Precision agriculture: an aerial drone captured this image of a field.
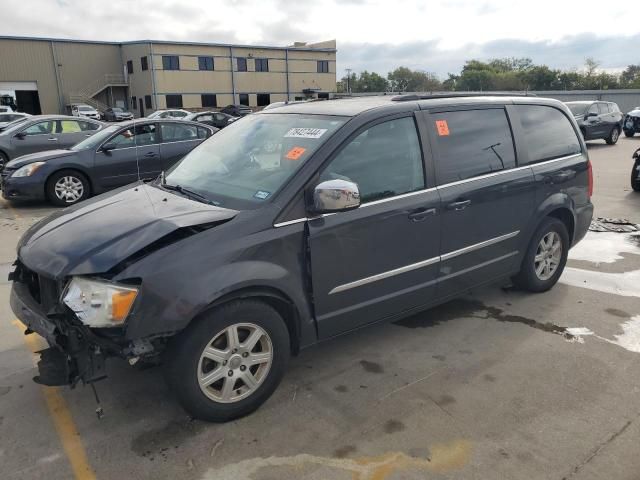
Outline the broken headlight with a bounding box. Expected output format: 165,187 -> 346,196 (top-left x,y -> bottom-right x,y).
62,277 -> 138,327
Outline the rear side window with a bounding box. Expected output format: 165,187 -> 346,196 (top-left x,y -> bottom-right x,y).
160,123 -> 198,142
59,120 -> 82,133
320,116 -> 424,203
197,127 -> 210,139
598,103 -> 610,114
78,121 -> 100,131
610,103 -> 620,113
432,109 -> 516,185
515,105 -> 581,164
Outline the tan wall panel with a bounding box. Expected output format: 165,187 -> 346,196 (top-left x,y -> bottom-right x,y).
155,71 -> 233,93
289,73 -> 336,93
234,72 -> 287,93
231,48 -> 286,60
152,44 -> 231,57
121,43 -> 154,114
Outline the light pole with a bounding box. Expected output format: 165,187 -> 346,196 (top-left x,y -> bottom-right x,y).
345,68 -> 352,95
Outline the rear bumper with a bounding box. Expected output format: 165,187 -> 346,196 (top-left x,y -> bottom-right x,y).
573,202 -> 594,246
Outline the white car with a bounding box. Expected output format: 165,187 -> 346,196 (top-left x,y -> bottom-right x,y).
0,112 -> 31,129
147,109 -> 191,119
71,104 -> 101,120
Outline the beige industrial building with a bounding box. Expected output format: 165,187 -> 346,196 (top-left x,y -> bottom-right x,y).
0,36 -> 337,116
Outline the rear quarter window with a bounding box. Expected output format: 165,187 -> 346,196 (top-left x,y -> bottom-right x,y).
514,105 -> 582,164
432,108 -> 516,185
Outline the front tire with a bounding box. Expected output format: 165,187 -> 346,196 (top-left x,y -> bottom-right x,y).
164,300 -> 290,422
46,170 -> 90,206
0,151 -> 8,172
632,161 -> 640,192
512,217 -> 569,292
624,130 -> 635,138
605,127 -> 620,145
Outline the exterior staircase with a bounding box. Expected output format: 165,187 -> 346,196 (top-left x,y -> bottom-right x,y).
68,73 -> 128,112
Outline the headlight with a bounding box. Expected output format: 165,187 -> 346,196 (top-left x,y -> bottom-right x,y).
12,162 -> 45,177
62,277 -> 138,327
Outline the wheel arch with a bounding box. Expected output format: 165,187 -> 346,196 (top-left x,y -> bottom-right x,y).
45,166 -> 94,198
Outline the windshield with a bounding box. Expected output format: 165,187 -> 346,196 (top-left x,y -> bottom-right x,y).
566,103 -> 589,116
71,125 -> 119,150
163,113 -> 346,209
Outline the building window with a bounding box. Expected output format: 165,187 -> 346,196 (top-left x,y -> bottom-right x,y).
141,56 -> 148,71
317,60 -> 329,73
236,57 -> 247,72
162,55 -> 180,70
201,94 -> 217,108
165,94 -> 183,108
239,94 -> 249,106
198,56 -> 214,71
131,96 -> 137,109
255,58 -> 269,72
126,60 -> 134,74
145,95 -> 152,109
257,94 -> 271,107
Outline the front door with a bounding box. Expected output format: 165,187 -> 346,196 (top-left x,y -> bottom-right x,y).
11,119 -> 58,155
158,122 -> 202,171
57,119 -> 88,148
425,107 -> 536,298
308,115 -> 441,339
584,104 -> 604,139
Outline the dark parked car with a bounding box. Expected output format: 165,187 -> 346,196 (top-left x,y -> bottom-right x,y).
623,106 -> 640,138
632,147 -> 640,191
0,112 -> 31,129
0,115 -> 103,170
103,107 -> 134,122
183,111 -> 237,129
1,119 -> 216,206
9,95 -> 592,422
220,104 -> 252,117
565,101 -> 623,144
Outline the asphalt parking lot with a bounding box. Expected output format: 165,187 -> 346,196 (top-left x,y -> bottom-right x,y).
1,136 -> 639,480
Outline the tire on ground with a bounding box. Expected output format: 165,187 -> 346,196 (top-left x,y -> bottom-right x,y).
46,169 -> 90,206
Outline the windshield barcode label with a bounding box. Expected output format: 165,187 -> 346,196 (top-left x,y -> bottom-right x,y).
284,128 -> 328,139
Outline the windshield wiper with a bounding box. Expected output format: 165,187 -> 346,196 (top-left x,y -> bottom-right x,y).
159,181 -> 219,206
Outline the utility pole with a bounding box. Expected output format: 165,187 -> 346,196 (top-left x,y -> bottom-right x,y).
345,68 -> 352,95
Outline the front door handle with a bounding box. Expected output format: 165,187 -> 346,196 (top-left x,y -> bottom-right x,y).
408,207 -> 436,222
47,138 -> 58,141
144,152 -> 156,158
446,200 -> 471,211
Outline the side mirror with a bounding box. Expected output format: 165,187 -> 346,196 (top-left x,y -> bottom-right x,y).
14,131 -> 26,139
312,179 -> 360,214
101,142 -> 116,152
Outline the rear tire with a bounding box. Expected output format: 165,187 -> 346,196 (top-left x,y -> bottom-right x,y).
632,161 -> 640,192
512,217 -> 569,292
46,170 -> 90,206
605,127 -> 620,145
0,151 -> 7,172
624,130 -> 635,138
164,300 -> 290,422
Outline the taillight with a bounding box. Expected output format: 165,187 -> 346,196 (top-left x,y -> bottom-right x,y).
587,160 -> 593,198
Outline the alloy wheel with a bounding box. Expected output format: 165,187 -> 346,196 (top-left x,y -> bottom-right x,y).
54,176 -> 84,203
534,231 -> 562,281
197,323 -> 273,404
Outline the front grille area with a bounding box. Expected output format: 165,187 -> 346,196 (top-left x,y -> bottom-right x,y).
14,261 -> 60,310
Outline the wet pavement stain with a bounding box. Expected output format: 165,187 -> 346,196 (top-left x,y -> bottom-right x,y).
0,386 -> 10,396
131,418 -> 204,458
458,349 -> 473,355
434,395 -> 456,407
432,354 -> 446,361
360,360 -> 384,374
334,445 -> 357,458
483,374 -> 497,382
334,385 -> 348,393
383,419 -> 405,434
605,308 -> 631,318
395,298 -> 576,340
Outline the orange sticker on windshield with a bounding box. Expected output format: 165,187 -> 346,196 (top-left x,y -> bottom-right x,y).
285,146 -> 306,160
435,120 -> 450,136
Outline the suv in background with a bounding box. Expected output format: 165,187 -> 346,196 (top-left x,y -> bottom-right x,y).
10,95 -> 593,422
565,101 -> 623,144
70,103 -> 101,120
623,106 -> 640,138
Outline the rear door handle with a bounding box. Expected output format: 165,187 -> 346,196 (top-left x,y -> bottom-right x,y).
446,200 -> 471,211
408,207 -> 436,222
47,138 -> 58,141
144,152 -> 156,158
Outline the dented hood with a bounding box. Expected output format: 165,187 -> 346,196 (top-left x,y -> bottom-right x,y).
18,183 -> 237,278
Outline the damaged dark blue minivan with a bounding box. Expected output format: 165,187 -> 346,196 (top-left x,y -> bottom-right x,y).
10,95 -> 593,422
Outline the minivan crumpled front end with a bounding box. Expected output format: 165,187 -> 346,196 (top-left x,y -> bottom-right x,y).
9,183 -> 237,387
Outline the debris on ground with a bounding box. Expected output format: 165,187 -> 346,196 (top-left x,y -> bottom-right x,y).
589,218 -> 640,233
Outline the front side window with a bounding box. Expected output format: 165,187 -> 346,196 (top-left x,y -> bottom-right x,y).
255,58 -> 269,72
166,95 -> 183,108
515,105 -> 582,164
320,117 -> 424,203
110,124 -> 158,149
236,57 -> 247,72
588,104 -> 599,115
162,55 -> 180,70
22,120 -> 55,136
432,109 -> 516,185
164,113 -> 346,209
598,103 -> 610,114
198,56 -> 214,71
160,123 -> 198,142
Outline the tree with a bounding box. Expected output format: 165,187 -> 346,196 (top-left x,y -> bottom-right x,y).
387,67 -> 442,92
621,65 -> 640,88
357,71 -> 389,92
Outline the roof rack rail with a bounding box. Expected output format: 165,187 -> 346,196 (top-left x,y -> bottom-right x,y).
391,92 -> 537,102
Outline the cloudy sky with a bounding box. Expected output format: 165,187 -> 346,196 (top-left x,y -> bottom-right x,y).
3,0 -> 639,78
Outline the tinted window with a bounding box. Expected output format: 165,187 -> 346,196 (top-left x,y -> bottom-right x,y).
320,117 -> 424,203
198,56 -> 214,71
110,124 -> 158,148
166,95 -> 183,108
197,127 -> 210,139
515,105 -> 581,164
171,110 -> 188,118
78,120 -> 100,131
23,120 -> 55,135
432,109 -> 515,184
162,55 -> 180,70
255,58 -> 269,72
237,57 -> 247,72
201,94 -> 217,108
197,114 -> 213,122
160,123 -> 198,142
